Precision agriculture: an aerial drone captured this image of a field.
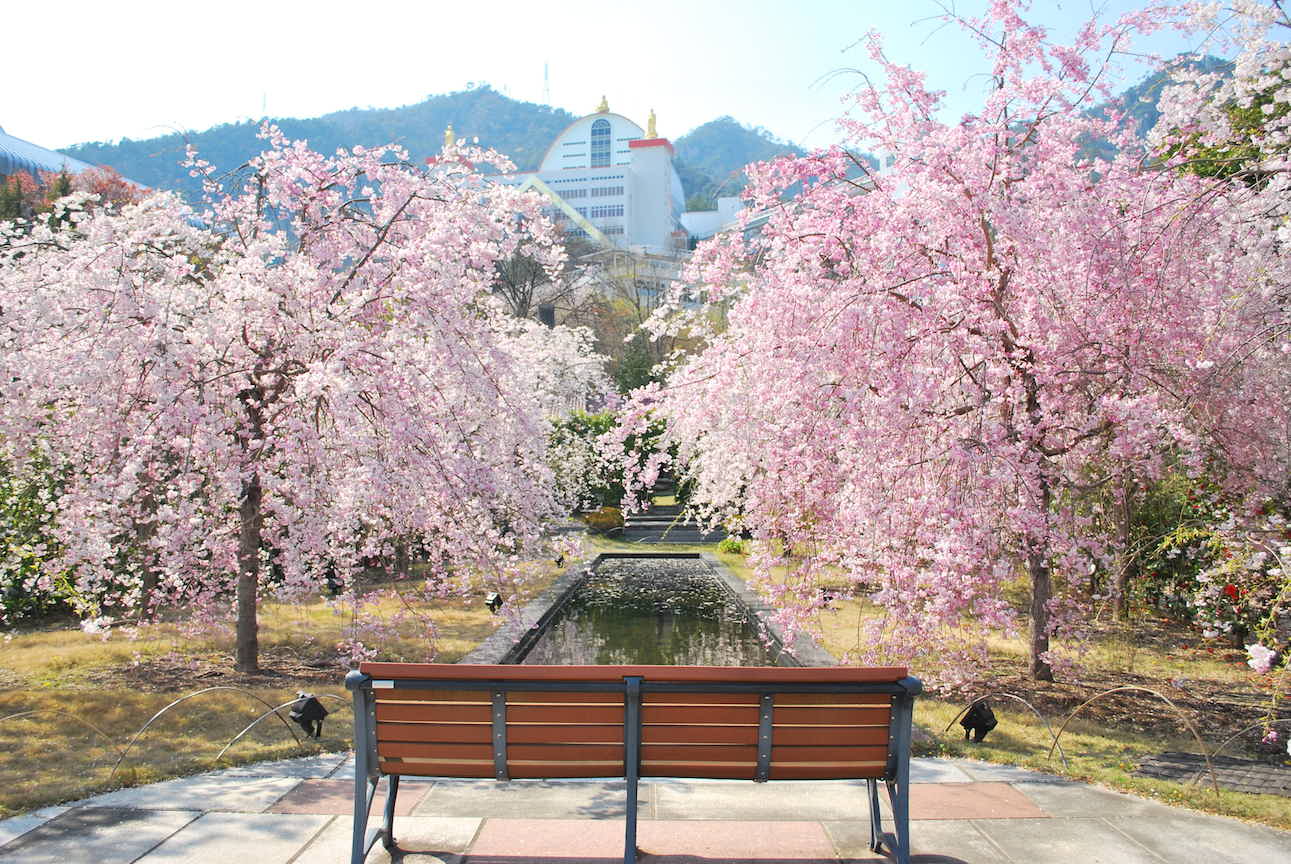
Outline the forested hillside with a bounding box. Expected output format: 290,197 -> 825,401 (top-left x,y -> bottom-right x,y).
60,87 -> 799,204
62,87 -> 579,202
59,60 -> 1211,206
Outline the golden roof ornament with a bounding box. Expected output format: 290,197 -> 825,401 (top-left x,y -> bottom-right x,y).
595,95 -> 609,113
647,109 -> 657,138
443,124 -> 456,148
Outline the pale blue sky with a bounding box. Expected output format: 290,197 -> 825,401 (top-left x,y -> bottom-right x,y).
8,1 -> 1225,152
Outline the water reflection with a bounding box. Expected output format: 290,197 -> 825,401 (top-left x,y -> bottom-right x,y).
521,557 -> 786,666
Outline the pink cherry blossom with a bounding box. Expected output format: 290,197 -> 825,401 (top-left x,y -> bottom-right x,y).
616,1 -> 1289,683
0,126 -> 598,670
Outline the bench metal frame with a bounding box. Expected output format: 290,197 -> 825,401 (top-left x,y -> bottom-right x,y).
346,669 -> 922,864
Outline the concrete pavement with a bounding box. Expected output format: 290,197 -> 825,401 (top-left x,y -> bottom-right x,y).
1,754 -> 1288,863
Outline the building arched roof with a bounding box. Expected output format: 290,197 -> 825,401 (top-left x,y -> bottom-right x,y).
0,126 -> 96,178
538,112 -> 645,172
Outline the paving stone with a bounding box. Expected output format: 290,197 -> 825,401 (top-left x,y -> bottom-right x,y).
217,751 -> 348,779
299,815 -> 480,862
465,817 -> 622,862
328,754 -> 358,779
1135,751 -> 1291,796
1011,780 -> 1172,818
637,818 -> 837,860
83,773 -> 302,812
908,782 -> 1048,820
652,780 -> 868,821
975,816 -> 1166,863
0,806 -> 69,849
826,818 -> 1006,863
137,811 -> 329,862
416,779 -> 651,819
467,818 -> 837,862
909,758 -> 975,783
0,807 -> 198,863
269,777 -> 431,815
943,758 -> 1069,785
1106,807 -> 1291,862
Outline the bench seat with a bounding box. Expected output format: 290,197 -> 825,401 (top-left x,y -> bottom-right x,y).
346,663 -> 921,863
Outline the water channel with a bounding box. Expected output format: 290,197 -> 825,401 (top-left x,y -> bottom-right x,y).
519,556 -> 790,666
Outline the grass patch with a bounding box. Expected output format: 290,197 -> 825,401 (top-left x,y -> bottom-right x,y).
0,559 -> 564,817
670,539 -> 1291,831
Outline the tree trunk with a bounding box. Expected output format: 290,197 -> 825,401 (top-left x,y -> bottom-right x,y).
236,471 -> 263,673
1027,544 -> 1055,681
394,541 -> 410,579
134,491 -> 159,620
1111,478 -> 1134,621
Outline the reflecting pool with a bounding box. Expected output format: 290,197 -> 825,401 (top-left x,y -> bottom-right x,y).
520,556 -> 788,666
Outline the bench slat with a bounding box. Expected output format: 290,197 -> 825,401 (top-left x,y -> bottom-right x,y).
770,763 -> 887,780
508,744 -> 625,762
360,662 -> 909,684
509,692 -> 625,704
379,759 -> 493,777
642,692 -> 758,706
642,744 -> 757,763
773,693 -> 891,706
640,762 -> 755,779
642,705 -> 759,725
377,722 -> 492,744
374,689 -> 492,704
507,724 -> 625,744
380,742 -> 494,760
774,726 -> 889,747
376,703 -> 491,724
772,745 -> 888,763
773,706 -> 890,725
642,725 -> 757,745
509,763 -> 624,778
506,704 -> 625,724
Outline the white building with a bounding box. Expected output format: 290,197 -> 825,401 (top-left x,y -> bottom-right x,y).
486,99 -> 723,256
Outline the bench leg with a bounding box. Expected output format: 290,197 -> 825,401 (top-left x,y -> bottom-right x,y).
885,777 -> 911,864
351,776 -> 378,864
382,774 -> 400,849
867,778 -> 883,852
623,676 -> 643,864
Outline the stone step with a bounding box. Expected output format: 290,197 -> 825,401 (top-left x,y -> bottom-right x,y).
627,534 -> 725,544
620,527 -> 726,542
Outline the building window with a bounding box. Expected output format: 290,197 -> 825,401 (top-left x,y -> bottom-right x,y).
603,224 -> 624,235
561,188 -> 587,199
590,186 -> 624,197
590,119 -> 611,168
589,204 -> 624,218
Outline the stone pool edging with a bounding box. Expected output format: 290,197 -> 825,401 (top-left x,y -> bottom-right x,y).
460,552 -> 836,667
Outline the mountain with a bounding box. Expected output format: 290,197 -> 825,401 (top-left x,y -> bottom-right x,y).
60,58 -> 1209,209
59,87 -> 800,205
1082,55 -> 1231,161
673,117 -> 801,205
61,87 -> 579,203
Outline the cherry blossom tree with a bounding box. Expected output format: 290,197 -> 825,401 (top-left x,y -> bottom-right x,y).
621,0 -> 1289,682
1154,0 -> 1291,700
0,128 -> 577,671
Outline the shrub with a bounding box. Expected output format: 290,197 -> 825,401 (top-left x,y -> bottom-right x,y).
582,507 -> 624,535
717,536 -> 746,555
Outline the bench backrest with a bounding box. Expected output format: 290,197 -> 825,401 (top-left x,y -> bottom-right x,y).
352,663 -> 921,783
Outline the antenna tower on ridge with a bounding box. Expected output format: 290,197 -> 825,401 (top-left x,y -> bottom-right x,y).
543,62 -> 550,105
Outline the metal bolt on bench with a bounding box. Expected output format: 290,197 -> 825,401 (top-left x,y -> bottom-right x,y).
346,663 -> 922,864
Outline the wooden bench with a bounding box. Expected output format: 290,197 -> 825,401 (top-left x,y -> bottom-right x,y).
345,663 -> 922,864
